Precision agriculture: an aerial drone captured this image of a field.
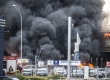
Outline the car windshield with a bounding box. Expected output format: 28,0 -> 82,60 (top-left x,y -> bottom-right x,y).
54,67 -> 65,71
73,70 -> 82,73
37,70 -> 47,72
99,68 -> 105,71
23,65 -> 35,69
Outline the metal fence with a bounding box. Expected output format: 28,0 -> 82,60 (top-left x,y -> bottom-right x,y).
47,65 -> 110,79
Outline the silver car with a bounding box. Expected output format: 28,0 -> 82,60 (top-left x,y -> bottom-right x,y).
36,68 -> 48,76
22,65 -> 36,76
72,69 -> 84,77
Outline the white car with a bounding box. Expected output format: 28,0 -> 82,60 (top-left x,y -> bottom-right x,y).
89,69 -> 103,78
53,67 -> 67,76
73,69 -> 84,77
36,68 -> 48,76
22,65 -> 36,76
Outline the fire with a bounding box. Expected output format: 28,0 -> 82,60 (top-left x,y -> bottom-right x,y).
104,33 -> 110,38
78,63 -> 84,68
78,62 -> 93,68
88,63 -> 93,68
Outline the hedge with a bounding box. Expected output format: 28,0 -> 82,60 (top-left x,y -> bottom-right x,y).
14,73 -> 66,80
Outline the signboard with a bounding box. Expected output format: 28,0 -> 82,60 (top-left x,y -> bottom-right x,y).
54,60 -> 59,65
17,59 -> 29,63
74,51 -> 79,61
47,60 -> 80,66
47,60 -> 53,65
59,60 -> 80,66
106,61 -> 110,67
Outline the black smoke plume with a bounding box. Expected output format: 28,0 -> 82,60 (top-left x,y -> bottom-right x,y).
0,0 -> 104,62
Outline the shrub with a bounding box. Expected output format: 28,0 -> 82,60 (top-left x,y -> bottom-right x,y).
48,73 -> 60,79
14,73 -> 28,80
26,76 -> 48,80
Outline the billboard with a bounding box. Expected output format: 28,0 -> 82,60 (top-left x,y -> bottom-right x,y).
17,59 -> 29,63
106,61 -> 110,67
47,60 -> 80,66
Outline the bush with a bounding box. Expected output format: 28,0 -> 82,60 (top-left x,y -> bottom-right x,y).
28,77 -> 47,80
26,76 -> 48,80
14,73 -> 28,80
48,73 -> 60,79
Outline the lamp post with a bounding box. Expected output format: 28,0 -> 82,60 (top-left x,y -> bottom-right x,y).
67,17 -> 72,80
12,5 -> 22,67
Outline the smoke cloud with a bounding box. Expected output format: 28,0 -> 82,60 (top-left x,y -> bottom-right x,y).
0,0 -> 104,62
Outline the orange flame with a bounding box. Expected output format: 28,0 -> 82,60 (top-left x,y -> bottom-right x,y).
104,33 -> 110,38
78,63 -> 84,68
78,62 -> 93,68
88,63 -> 93,68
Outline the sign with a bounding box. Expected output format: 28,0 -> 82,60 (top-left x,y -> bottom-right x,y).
17,59 -> 29,63
74,51 -> 79,61
59,60 -> 80,66
4,56 -> 17,60
47,60 -> 80,66
74,43 -> 80,52
47,60 -> 53,65
106,61 -> 110,67
54,60 -> 59,65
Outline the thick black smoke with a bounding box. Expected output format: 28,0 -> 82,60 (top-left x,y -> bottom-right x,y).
0,0 -> 104,62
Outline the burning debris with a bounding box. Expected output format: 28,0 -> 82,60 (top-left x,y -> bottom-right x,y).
0,0 -> 105,62
78,62 -> 93,68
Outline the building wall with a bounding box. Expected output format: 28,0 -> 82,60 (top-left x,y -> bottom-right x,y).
0,27 -> 4,76
0,15 -> 4,76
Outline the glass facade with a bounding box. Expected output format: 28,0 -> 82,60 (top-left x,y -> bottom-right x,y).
0,15 -> 4,76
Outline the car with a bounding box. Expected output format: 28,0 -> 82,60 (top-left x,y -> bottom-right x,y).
89,69 -> 103,78
53,67 -> 67,76
0,76 -> 19,80
22,65 -> 36,76
72,69 -> 84,77
36,68 -> 48,76
98,68 -> 106,77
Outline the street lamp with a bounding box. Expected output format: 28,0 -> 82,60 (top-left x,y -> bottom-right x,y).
12,5 -> 22,67
67,17 -> 72,80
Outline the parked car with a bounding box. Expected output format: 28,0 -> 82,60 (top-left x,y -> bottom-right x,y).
72,69 -> 84,77
98,68 -> 106,77
53,67 -> 67,76
22,65 -> 36,76
89,69 -> 103,78
0,76 -> 19,80
36,68 -> 48,76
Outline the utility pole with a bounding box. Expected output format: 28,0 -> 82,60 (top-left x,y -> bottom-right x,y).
67,17 -> 72,80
